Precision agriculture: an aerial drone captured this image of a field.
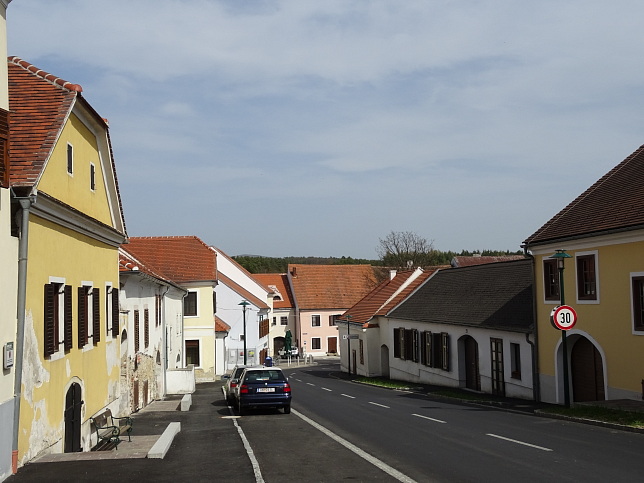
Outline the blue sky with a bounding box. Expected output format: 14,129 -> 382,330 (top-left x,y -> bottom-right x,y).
7,0 -> 644,258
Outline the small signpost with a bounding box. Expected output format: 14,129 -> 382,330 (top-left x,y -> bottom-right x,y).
342,334 -> 359,340
550,305 -> 578,331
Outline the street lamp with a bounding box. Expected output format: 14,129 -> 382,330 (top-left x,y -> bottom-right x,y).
239,300 -> 250,365
550,249 -> 572,408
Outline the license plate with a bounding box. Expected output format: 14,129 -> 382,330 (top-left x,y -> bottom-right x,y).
257,388 -> 275,393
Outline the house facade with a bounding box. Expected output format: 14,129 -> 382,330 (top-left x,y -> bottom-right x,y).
125,236 -> 218,382
0,2 -> 15,479
210,246 -> 271,373
118,248 -> 186,413
523,144 -> 644,404
364,260 -> 535,399
287,264 -> 382,358
8,57 -> 127,465
253,273 -> 296,359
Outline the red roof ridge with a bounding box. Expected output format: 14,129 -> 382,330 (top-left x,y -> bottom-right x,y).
8,56 -> 83,93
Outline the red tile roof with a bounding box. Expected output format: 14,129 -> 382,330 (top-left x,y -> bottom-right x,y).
451,255 -> 525,267
215,316 -> 231,333
288,264 -> 382,310
125,236 -> 217,284
524,144 -> 644,246
253,273 -> 295,309
343,269 -> 435,327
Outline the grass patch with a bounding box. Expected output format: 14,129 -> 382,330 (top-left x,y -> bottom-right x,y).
355,377 -> 413,390
540,405 -> 644,428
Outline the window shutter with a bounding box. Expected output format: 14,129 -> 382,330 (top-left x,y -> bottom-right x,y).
93,287 -> 101,344
441,333 -> 450,371
134,310 -> 140,353
111,288 -> 119,337
64,285 -> 73,351
44,284 -> 56,357
144,308 -> 150,349
427,331 -> 433,367
393,328 -> 401,358
78,287 -> 87,348
400,328 -> 406,360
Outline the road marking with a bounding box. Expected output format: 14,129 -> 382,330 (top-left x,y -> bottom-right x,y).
307,382 -> 316,386
341,394 -> 355,399
227,406 -> 265,483
322,387 -> 332,392
293,409 -> 417,483
486,433 -> 553,452
412,413 -> 446,424
369,402 -> 390,408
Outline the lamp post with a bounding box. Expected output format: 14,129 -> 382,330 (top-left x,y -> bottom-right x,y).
239,300 -> 250,365
550,249 -> 572,408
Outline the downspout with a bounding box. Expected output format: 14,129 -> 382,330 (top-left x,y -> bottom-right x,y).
160,285 -> 169,398
12,195 -> 34,474
524,245 -> 541,402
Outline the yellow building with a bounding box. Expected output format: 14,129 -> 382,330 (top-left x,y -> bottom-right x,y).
8,57 -> 127,465
523,144 -> 644,404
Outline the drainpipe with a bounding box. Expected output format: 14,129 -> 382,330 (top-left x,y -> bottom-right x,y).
12,195 -> 34,474
160,285 -> 169,398
523,245 -> 541,402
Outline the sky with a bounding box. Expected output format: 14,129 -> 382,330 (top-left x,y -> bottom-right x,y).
7,1 -> 644,259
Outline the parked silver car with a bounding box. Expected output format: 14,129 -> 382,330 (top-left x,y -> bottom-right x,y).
223,365 -> 252,404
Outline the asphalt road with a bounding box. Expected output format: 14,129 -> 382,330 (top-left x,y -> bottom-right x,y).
281,362 -> 644,483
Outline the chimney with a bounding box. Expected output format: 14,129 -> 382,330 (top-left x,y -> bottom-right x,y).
291,266 -> 297,277
389,269 -> 397,280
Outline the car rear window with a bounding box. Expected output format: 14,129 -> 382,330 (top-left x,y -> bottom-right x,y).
234,368 -> 245,378
244,370 -> 285,382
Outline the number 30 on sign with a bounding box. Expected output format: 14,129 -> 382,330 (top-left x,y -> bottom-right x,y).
550,305 -> 578,331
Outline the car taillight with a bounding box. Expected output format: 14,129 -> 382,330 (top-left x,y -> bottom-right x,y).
283,383 -> 291,393
240,384 -> 249,394
231,382 -> 238,388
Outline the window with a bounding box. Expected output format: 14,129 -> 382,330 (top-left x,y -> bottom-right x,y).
67,143 -> 73,175
106,286 -> 119,337
280,316 -> 288,326
329,314 -> 341,326
632,275 -> 644,332
155,294 -> 161,327
78,286 -> 97,347
311,338 -> 321,350
184,291 -> 198,316
543,259 -> 559,301
44,282 -> 72,357
417,331 -> 450,370
359,339 -> 364,365
134,309 -> 140,353
393,327 -> 421,363
311,315 -> 321,327
212,291 -> 217,315
510,343 -> 521,379
576,254 -> 597,301
490,338 -> 505,396
185,340 -> 200,366
90,163 -> 96,191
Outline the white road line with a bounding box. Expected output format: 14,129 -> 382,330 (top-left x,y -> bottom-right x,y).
226,399 -> 265,483
293,409 -> 417,483
341,394 -> 355,399
322,387 -> 332,392
307,382 -> 316,386
369,402 -> 390,409
486,433 -> 553,452
412,413 -> 446,424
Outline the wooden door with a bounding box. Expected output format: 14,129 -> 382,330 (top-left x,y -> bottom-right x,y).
464,336 -> 480,391
490,338 -> 505,396
328,337 -> 338,354
571,338 -> 605,402
64,383 -> 82,452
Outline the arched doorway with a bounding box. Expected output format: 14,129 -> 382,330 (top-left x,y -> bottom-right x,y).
64,383 -> 82,452
571,337 -> 605,402
274,336 -> 285,357
462,336 -> 480,391
380,345 -> 390,378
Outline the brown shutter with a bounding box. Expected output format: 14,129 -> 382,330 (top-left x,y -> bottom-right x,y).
111,288 -> 119,337
93,287 -> 101,344
144,308 -> 149,349
78,287 -> 87,348
64,285 -> 73,351
0,108 -> 8,188
44,284 -> 56,357
134,309 -> 140,352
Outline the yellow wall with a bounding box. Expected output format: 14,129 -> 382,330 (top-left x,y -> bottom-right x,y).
535,238 -> 644,395
37,114 -> 113,226
18,214 -> 121,462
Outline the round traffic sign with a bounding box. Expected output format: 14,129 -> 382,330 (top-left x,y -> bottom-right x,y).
550,305 -> 577,330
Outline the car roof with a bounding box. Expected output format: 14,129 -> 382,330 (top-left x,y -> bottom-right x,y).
243,367 -> 284,373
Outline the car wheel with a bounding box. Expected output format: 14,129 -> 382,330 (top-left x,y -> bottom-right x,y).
284,405 -> 291,414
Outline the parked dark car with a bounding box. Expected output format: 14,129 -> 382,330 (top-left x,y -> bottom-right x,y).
237,367 -> 292,415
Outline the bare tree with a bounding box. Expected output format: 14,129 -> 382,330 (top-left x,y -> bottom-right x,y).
376,231 -> 436,269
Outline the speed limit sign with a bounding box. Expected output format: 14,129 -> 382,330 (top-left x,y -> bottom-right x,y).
550,305 -> 577,331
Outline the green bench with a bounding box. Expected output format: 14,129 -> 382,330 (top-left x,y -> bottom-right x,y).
90,409 -> 133,449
